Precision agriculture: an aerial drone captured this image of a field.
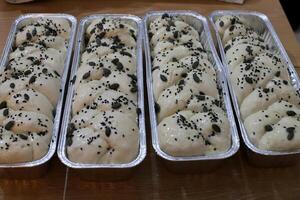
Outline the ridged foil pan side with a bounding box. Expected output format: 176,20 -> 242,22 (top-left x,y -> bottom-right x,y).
209,10 -> 300,158
144,10 -> 240,163
58,14 -> 146,169
0,13 -> 77,169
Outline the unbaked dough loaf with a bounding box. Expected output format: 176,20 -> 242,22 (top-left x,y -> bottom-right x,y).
215,15 -> 300,151
151,14 -> 231,157
67,17 -> 139,164
0,17 -> 70,163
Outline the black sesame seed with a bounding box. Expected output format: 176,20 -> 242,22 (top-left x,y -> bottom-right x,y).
119,24 -> 124,29
105,126 -> 111,137
97,23 -> 103,30
88,61 -> 96,66
3,108 -> 9,116
283,80 -> 288,85
275,71 -> 280,77
173,31 -> 179,38
120,51 -> 132,57
32,28 -> 37,36
192,61 -> 199,69
263,88 -> 270,93
5,121 -> 15,130
172,57 -> 178,62
42,68 -> 48,74
102,68 -> 111,77
212,124 -> 220,133
160,74 -> 167,82
219,21 -> 224,27
109,83 -> 119,90
287,110 -> 296,116
181,73 -> 187,78
26,32 -> 32,40
24,70 -> 32,76
198,95 -> 205,101
19,134 -> 28,140
9,83 -> 15,89
245,76 -> 253,84
24,94 -> 30,101
112,58 -> 124,70
264,124 -> 273,132
111,102 -> 122,109
33,60 -> 41,65
130,85 -> 137,93
82,71 -> 90,79
224,45 -> 231,53
0,101 -> 7,109
29,75 -> 37,84
287,127 -> 295,140
287,127 -> 295,141
245,64 -> 251,71
111,58 -> 119,65
193,73 -> 200,83
178,79 -> 185,85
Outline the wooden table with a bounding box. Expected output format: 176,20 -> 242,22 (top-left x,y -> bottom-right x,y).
0,0 -> 300,200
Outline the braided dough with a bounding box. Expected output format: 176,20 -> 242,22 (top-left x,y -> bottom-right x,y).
67,17 -> 139,164
0,17 -> 70,163
149,14 -> 231,156
216,15 -> 300,151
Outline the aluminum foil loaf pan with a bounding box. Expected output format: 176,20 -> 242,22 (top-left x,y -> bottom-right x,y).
58,14 -> 146,180
144,10 -> 240,172
209,10 -> 300,166
0,13 -> 77,178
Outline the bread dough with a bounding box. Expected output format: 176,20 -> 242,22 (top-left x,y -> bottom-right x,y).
216,14 -> 300,151
151,14 -> 231,156
68,17 -> 139,164
0,17 -> 69,163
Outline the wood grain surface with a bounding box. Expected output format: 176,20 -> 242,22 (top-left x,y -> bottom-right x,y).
0,0 -> 300,200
